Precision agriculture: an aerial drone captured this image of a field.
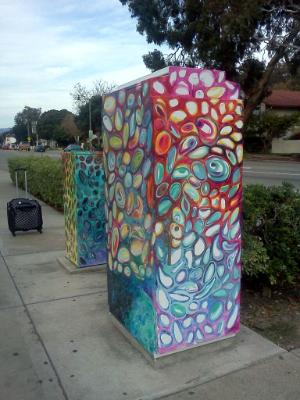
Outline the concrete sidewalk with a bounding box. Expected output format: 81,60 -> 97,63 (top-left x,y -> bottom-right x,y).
0,168 -> 299,400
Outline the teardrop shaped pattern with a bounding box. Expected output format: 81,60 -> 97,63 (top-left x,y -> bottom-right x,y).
155,130 -> 172,155
227,304 -> 239,329
183,183 -> 200,202
104,96 -> 116,114
158,199 -> 172,216
171,303 -> 186,318
131,149 -> 144,173
188,146 -> 209,159
176,270 -> 187,283
204,262 -> 215,282
155,163 -> 164,185
156,182 -> 169,198
172,207 -> 185,225
109,135 -> 122,150
160,314 -> 170,327
192,162 -> 207,180
102,69 -> 243,355
169,182 -> 181,201
209,302 -> 224,321
173,322 -> 183,343
159,268 -> 173,288
179,136 -> 199,154
181,195 -> 190,216
160,332 -> 172,346
196,118 -> 218,145
166,146 -> 177,174
115,108 -> 123,131
107,151 -> 116,172
172,166 -> 190,179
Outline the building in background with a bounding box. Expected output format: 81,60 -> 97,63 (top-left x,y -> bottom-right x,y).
261,90 -> 300,153
4,134 -> 17,149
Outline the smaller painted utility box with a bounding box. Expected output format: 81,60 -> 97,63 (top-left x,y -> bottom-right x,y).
103,66 -> 243,358
63,151 -> 106,267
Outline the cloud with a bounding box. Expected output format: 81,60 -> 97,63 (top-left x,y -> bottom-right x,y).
0,0 -> 161,126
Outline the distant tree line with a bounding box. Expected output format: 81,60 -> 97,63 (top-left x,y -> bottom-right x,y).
8,79 -> 115,147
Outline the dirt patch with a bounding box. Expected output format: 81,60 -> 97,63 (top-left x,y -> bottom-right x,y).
241,283 -> 300,351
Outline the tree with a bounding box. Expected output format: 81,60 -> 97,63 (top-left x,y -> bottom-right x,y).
37,109 -> 80,145
11,122 -> 27,143
60,113 -> 81,142
75,94 -> 103,136
11,106 -> 41,142
70,80 -> 115,110
120,0 -> 300,122
269,61 -> 300,89
37,109 -> 70,141
70,80 -> 115,146
244,111 -> 300,152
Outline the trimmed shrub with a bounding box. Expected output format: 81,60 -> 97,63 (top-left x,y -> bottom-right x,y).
7,156 -> 300,287
242,233 -> 270,280
243,183 -> 300,286
8,156 -> 64,209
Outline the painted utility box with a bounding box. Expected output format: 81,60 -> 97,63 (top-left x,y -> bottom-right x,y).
102,66 -> 243,357
63,151 -> 106,267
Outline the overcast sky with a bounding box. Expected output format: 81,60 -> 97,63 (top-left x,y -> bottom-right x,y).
0,0 -> 160,127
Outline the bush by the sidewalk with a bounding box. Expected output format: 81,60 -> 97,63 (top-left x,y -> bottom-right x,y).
8,156 -> 63,209
243,183 -> 300,286
7,156 -> 300,286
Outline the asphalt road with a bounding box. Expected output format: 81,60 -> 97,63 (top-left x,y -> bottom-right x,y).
243,159 -> 300,188
0,149 -> 300,188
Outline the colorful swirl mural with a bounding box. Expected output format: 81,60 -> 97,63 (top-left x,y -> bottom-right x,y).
63,151 -> 107,267
103,66 -> 243,356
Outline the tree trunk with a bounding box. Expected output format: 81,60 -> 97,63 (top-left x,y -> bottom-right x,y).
244,23 -> 300,124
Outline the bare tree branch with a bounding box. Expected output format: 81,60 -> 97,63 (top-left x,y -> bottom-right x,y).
244,22 -> 300,122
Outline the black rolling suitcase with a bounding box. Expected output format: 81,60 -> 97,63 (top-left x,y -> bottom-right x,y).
7,168 -> 43,236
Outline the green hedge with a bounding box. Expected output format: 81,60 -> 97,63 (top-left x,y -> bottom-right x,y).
7,156 -> 300,286
243,183 -> 300,286
8,156 -> 64,209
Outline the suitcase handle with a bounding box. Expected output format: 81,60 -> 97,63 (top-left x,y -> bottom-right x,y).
17,202 -> 36,210
15,169 -> 28,199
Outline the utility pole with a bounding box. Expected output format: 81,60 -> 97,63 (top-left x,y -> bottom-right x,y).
32,121 -> 38,146
26,119 -> 30,143
88,98 -> 93,149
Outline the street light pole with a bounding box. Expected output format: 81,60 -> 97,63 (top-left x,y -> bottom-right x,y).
32,121 -> 37,147
89,98 -> 92,133
88,97 -> 93,150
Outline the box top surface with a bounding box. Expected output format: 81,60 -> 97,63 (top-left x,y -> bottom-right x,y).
113,66 -> 170,91
63,151 -> 103,156
110,66 -> 241,101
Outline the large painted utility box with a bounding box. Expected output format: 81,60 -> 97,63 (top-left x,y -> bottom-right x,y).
102,66 -> 243,357
63,151 -> 106,268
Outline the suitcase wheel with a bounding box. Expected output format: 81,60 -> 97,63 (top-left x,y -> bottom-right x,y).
37,228 -> 43,234
11,231 -> 16,237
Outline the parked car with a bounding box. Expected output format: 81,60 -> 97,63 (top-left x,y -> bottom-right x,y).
2,143 -> 16,150
34,144 -> 46,152
64,144 -> 82,152
18,143 -> 31,151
